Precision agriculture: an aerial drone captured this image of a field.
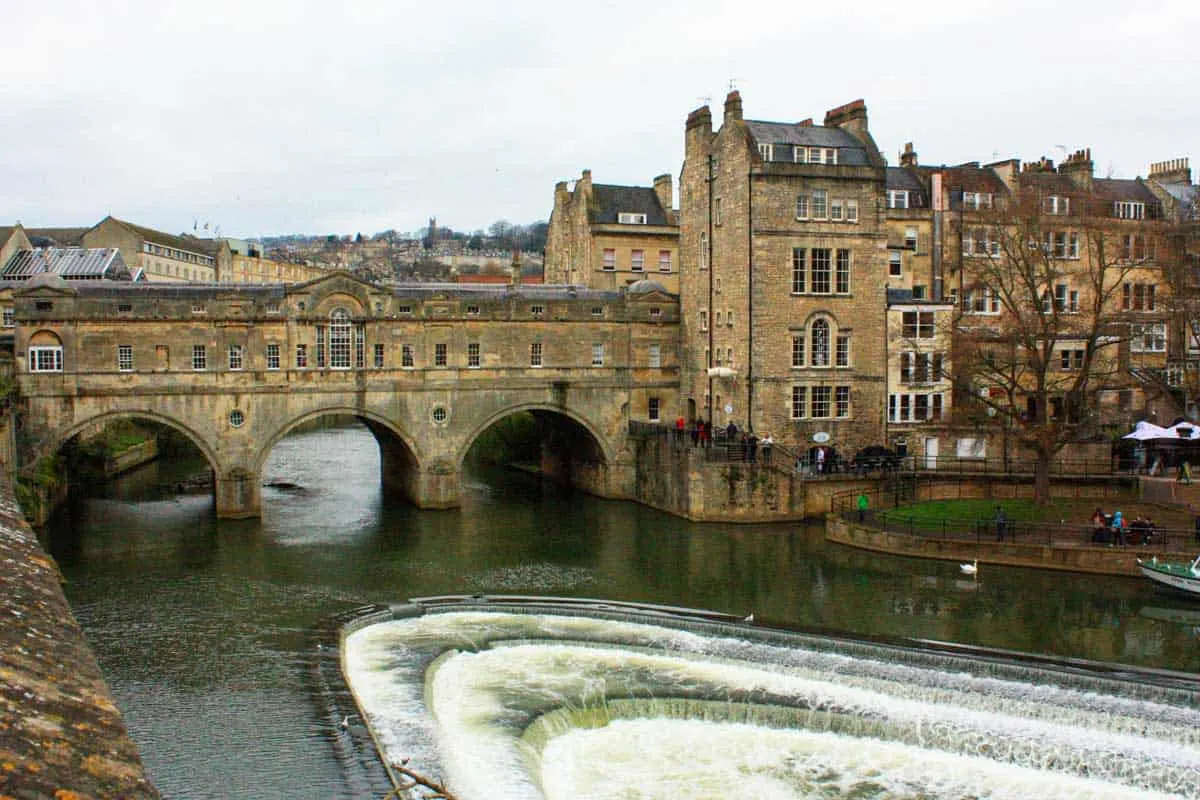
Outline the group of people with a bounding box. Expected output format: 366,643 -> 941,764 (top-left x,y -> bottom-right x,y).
673,418 -> 774,464
1090,508 -> 1158,546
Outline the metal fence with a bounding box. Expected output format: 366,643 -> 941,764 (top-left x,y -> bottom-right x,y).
831,481 -> 1198,552
627,422 -> 1121,479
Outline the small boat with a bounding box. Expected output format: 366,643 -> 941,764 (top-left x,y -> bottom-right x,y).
1136,555 -> 1200,597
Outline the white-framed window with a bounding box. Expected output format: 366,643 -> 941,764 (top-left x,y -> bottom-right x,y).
792,248 -> 806,293
591,306 -> 604,317
699,233 -> 708,270
466,304 -> 480,316
648,343 -> 661,368
792,248 -> 850,296
648,396 -> 660,422
1122,234 -> 1148,261
468,342 -> 481,368
592,343 -> 604,367
192,344 -> 207,371
1043,231 -> 1080,259
117,344 -> 133,372
725,309 -> 733,328
963,288 -> 1001,314
1044,195 -> 1070,215
836,334 -> 851,367
329,309 -> 352,369
905,227 -> 918,250
791,386 -> 807,419
758,143 -> 774,161
963,228 -> 1001,257
374,343 -> 384,368
530,305 -> 545,316
962,191 -> 993,210
902,310 -> 936,338
831,198 -> 844,221
836,249 -> 850,293
29,346 -> 63,372
889,392 -> 944,422
812,190 -> 828,219
1114,201 -> 1145,220
795,194 -> 809,220
228,344 -> 243,371
700,310 -> 708,331
658,250 -> 672,272
631,250 -> 644,272
889,251 -> 903,277
846,199 -> 858,222
401,344 -> 414,368
650,306 -> 662,319
791,333 -> 805,368
2,308 -> 13,328
266,343 -> 280,370
811,386 -> 832,418
602,249 -> 616,270
835,386 -> 850,418
530,342 -> 543,367
887,190 -> 909,209
618,212 -> 648,224
435,343 -> 448,366
295,344 -> 307,369
1122,282 -> 1157,311
1060,349 -> 1085,370
1130,323 -> 1166,353
810,318 -> 831,367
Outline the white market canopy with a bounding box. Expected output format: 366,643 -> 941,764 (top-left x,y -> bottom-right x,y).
1123,420 -> 1200,441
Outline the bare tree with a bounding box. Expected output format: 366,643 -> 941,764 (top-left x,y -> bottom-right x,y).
950,190 -> 1154,502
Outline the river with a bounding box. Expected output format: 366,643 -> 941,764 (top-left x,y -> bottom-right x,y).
42,422 -> 1200,799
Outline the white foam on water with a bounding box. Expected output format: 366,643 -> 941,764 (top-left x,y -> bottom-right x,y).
541,719 -> 1181,800
344,612 -> 1200,800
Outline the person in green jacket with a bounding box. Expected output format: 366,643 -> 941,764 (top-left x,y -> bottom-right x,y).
857,493 -> 868,522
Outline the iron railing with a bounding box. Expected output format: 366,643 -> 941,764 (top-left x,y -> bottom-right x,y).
831,481 -> 1196,552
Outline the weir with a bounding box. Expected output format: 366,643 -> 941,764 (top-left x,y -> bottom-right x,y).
343,597 -> 1200,800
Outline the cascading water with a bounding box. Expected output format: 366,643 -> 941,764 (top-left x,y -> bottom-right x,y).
344,600 -> 1200,800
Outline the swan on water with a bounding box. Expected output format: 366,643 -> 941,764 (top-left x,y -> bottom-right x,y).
960,560 -> 978,575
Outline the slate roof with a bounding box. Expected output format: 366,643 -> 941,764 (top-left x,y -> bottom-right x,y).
105,216 -> 221,256
928,164 -> 1010,195
1018,171 -> 1078,194
588,185 -> 670,226
3,248 -> 132,280
1092,178 -> 1159,203
24,227 -> 88,247
745,120 -> 871,166
886,167 -> 928,206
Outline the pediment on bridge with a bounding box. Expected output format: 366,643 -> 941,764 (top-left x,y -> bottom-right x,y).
13,275 -> 79,298
625,288 -> 674,304
287,270 -> 386,314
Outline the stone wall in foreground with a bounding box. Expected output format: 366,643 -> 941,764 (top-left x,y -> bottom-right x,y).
0,477 -> 159,799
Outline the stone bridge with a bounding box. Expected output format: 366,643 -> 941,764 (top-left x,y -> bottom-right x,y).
11,272 -> 680,517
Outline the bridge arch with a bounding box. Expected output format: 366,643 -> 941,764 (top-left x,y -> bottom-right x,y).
457,403 -> 615,469
36,409 -> 221,474
256,406 -> 428,509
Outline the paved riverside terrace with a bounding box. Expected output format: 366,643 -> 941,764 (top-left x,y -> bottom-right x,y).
0,477 -> 159,799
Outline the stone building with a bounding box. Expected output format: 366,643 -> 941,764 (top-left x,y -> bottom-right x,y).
82,216 -> 220,282
545,170 -> 679,292
678,92 -> 890,458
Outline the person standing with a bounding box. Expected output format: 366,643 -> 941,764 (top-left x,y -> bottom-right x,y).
746,432 -> 758,463
815,447 -> 826,475
994,506 -> 1008,542
856,493 -> 868,522
760,433 -> 774,465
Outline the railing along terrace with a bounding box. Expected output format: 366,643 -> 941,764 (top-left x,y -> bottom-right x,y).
626,421 -> 800,473
831,482 -> 1195,552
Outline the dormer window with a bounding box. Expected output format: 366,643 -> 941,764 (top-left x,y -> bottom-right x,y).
1114,201 -> 1145,220
618,212 -> 648,225
1043,196 -> 1070,215
796,147 -> 838,165
962,192 -> 993,211
888,190 -> 909,209
758,143 -> 774,161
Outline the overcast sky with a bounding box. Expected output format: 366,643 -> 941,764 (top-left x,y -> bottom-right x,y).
3,0 -> 1198,240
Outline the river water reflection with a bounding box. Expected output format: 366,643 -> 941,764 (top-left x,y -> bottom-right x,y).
43,423 -> 1200,799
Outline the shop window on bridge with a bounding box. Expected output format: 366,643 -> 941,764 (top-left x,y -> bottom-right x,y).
374,343 -> 385,368
228,344 -> 244,371
315,325 -> 326,368
29,346 -> 63,372
266,343 -> 280,370
295,344 -> 307,369
192,344 -> 207,371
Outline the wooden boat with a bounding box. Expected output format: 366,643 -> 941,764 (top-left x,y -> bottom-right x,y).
1137,555 -> 1200,597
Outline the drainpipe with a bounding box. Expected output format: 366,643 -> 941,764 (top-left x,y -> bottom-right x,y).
707,154 -> 715,426
747,167 -> 754,432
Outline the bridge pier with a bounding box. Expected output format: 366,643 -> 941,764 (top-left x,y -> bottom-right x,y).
215,468 -> 262,519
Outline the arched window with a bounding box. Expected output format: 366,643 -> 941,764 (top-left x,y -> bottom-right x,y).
28,330 -> 63,373
329,308 -> 352,369
810,318 -> 830,367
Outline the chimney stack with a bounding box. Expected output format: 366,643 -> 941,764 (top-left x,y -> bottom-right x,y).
723,90 -> 743,124
652,174 -> 674,221
1148,157 -> 1192,184
899,142 -> 918,168
1060,148 -> 1093,189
